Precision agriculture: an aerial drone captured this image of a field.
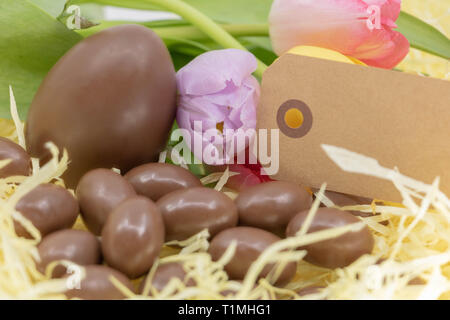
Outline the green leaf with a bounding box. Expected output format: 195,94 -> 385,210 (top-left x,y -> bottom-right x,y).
0,0 -> 82,119
29,0 -> 67,17
397,11 -> 450,60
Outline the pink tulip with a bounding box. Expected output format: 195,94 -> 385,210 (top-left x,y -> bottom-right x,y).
269,0 -> 410,69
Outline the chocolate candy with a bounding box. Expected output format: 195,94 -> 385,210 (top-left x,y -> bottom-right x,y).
102,196 -> 165,279
15,184 -> 79,238
139,262 -> 195,295
38,229 -> 101,278
76,168 -> 136,235
65,265 -> 135,300
296,285 -> 325,297
208,227 -> 296,285
315,190 -> 373,217
157,187 -> 238,241
236,181 -> 312,233
286,208 -> 374,268
0,137 -> 31,178
26,24 -> 177,188
125,163 -> 202,201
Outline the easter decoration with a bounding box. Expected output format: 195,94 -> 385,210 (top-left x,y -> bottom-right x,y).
0,0 -> 449,301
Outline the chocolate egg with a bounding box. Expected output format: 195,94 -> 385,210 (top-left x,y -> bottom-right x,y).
296,285 -> 326,297
125,163 -> 202,201
101,196 -> 165,279
25,24 -> 177,188
139,262 -> 195,295
286,208 -> 374,268
315,189 -> 373,218
38,229 -> 101,278
236,181 -> 312,233
208,227 -> 296,285
76,168 -> 136,235
65,265 -> 135,300
0,137 -> 31,178
15,184 -> 79,238
157,187 -> 238,241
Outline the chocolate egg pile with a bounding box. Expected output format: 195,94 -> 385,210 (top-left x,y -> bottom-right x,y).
3,133 -> 375,299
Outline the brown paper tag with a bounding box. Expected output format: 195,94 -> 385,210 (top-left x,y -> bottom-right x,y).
258,54 -> 450,202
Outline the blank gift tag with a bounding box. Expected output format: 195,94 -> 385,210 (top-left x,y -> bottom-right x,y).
258,54 -> 450,202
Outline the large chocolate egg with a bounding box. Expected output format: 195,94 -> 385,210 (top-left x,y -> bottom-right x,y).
25,24 -> 177,188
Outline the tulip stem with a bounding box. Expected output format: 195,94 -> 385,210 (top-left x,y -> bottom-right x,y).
140,0 -> 268,78
155,24 -> 270,42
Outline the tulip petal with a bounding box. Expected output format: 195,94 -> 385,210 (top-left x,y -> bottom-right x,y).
363,0 -> 401,27
176,49 -> 258,96
358,29 -> 410,68
270,0 -> 370,55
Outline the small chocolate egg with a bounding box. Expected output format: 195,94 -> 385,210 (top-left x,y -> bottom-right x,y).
286,208 -> 374,268
65,265 -> 135,300
296,285 -> 326,297
101,196 -> 165,278
157,187 -> 238,241
0,137 -> 31,178
314,189 -> 373,218
125,163 -> 202,201
139,262 -> 195,295
26,24 -> 177,188
76,168 -> 136,235
208,227 -> 296,285
15,183 -> 79,238
236,181 -> 312,233
38,229 -> 101,278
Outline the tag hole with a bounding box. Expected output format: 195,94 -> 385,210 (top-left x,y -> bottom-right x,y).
284,108 -> 304,129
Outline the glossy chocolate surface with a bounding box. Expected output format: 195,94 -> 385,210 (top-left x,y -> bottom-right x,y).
65,265 -> 134,300
38,229 -> 101,277
125,163 -> 202,201
236,181 -> 312,232
76,168 -> 136,235
157,187 -> 238,241
286,208 -> 374,268
209,227 -> 296,285
315,190 -> 373,217
101,196 -> 165,278
0,137 -> 31,178
139,262 -> 194,295
26,24 -> 177,187
15,183 -> 79,238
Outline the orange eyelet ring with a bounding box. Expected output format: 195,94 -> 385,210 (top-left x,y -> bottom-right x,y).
277,100 -> 313,138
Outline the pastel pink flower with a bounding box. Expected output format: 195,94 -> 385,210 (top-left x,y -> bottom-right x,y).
176,49 -> 260,165
269,0 -> 410,69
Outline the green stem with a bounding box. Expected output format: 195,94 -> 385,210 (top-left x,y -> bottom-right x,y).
140,0 -> 268,78
156,23 -> 269,42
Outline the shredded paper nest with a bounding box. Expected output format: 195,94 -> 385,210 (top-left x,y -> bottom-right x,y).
0,0 -> 449,300
2,86 -> 450,300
